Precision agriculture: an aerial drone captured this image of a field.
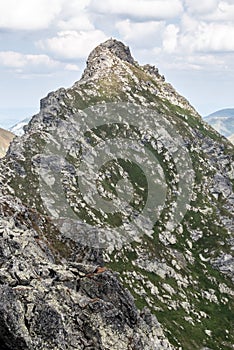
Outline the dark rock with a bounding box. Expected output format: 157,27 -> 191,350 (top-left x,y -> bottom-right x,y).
100,38 -> 135,64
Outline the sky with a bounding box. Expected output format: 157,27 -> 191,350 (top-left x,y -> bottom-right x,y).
0,0 -> 234,129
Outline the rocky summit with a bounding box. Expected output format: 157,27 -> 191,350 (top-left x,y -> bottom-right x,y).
0,39 -> 233,350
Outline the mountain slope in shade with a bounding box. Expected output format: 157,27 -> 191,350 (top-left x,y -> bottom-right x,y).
0,39 -> 233,350
9,117 -> 30,136
0,128 -> 14,158
204,108 -> 234,137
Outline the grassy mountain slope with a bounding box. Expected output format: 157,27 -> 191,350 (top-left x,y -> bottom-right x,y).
1,39 -> 233,349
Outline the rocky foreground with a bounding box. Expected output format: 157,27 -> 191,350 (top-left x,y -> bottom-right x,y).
0,194 -> 173,349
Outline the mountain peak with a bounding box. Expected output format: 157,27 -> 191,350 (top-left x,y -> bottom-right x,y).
0,39 -> 234,350
99,38 -> 135,64
81,38 -> 136,80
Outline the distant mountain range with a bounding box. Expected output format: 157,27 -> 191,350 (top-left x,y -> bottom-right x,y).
203,108 -> 234,142
9,117 -> 30,136
0,128 -> 14,158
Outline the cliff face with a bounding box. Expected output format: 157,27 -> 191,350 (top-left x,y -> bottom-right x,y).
0,39 -> 233,350
0,196 -> 171,350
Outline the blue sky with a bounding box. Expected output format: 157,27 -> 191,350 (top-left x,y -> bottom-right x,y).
0,0 -> 234,129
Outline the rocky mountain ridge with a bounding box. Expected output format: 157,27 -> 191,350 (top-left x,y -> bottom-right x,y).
0,39 -> 233,349
0,191 -> 172,349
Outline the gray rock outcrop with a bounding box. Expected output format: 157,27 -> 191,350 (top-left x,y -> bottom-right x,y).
0,39 -> 233,349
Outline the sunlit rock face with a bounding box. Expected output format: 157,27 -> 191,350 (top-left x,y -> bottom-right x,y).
0,39 -> 233,349
0,128 -> 14,158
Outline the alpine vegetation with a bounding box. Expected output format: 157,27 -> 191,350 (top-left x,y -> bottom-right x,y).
0,39 -> 233,350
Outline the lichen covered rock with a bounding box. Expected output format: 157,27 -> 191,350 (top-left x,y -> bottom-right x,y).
0,39 -> 233,349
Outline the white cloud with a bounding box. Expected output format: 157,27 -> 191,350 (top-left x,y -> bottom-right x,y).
89,0 -> 183,20
201,1 -> 234,21
0,0 -> 63,30
181,14 -> 199,32
180,22 -> 234,53
25,55 -> 60,68
141,45 -> 230,72
187,54 -> 226,68
184,0 -> 219,15
58,16 -> 94,31
59,0 -> 90,18
184,1 -> 234,21
38,30 -> 107,59
116,19 -> 165,48
0,51 -> 60,74
0,50 -> 82,76
0,0 -> 100,32
0,51 -> 26,68
65,63 -> 80,71
57,0 -> 93,31
162,24 -> 179,53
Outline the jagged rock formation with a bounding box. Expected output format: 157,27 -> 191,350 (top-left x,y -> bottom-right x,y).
0,128 -> 14,158
0,39 -> 233,349
0,194 -> 172,349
